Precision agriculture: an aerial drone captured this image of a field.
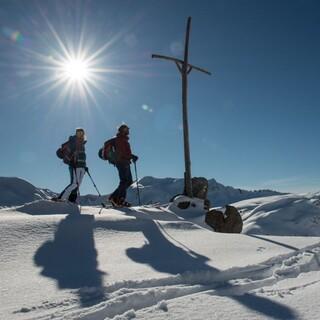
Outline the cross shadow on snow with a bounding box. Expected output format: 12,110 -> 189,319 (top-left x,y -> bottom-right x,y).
206,291 -> 297,320
95,215 -> 213,275
127,220 -> 213,274
95,208 -> 297,319
34,214 -> 106,307
235,293 -> 296,319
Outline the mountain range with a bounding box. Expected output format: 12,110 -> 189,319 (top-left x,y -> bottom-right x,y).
0,176 -> 281,208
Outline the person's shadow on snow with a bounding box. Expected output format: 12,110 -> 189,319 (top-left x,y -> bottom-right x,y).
100,208 -> 297,320
34,214 -> 105,307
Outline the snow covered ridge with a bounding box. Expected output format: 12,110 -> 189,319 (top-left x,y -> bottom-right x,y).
235,193 -> 320,236
0,177 -> 55,207
127,176 -> 283,206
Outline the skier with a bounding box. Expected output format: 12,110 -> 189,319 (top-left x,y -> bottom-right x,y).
109,124 -> 138,207
53,128 -> 87,204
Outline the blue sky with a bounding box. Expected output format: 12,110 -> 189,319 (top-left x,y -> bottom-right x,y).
1,0 -> 320,195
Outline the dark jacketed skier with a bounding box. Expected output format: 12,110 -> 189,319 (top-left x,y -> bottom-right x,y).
109,124 -> 138,207
53,128 -> 87,204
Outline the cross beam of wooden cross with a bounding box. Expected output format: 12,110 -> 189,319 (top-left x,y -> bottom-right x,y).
151,54 -> 211,76
152,17 -> 211,197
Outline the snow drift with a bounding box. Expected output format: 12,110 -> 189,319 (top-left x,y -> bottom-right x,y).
235,194 -> 320,236
18,200 -> 81,215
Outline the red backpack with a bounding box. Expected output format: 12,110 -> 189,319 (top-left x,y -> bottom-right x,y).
56,141 -> 74,165
98,138 -> 117,164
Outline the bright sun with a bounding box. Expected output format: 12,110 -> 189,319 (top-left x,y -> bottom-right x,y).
62,58 -> 90,82
20,15 -> 126,106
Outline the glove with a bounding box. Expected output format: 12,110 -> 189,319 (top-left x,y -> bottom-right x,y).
132,155 -> 139,163
85,167 -> 89,172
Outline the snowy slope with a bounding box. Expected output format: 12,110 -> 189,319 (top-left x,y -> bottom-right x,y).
234,193 -> 320,236
1,196 -> 320,320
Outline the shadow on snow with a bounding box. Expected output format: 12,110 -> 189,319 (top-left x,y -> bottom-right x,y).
34,214 -> 106,307
34,207 -> 297,319
95,207 -> 297,320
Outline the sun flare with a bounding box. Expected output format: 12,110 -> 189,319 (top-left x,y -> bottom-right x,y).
61,58 -> 90,83
14,14 -> 135,107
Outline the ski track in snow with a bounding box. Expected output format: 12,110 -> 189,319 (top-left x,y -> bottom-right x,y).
17,242 -> 320,320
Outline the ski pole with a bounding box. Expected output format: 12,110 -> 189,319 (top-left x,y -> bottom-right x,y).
85,168 -> 106,208
134,162 -> 141,206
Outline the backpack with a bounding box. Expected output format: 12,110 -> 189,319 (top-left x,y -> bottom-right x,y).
98,138 -> 117,164
56,141 -> 74,165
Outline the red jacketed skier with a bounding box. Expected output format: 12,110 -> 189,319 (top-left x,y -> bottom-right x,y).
109,124 -> 138,207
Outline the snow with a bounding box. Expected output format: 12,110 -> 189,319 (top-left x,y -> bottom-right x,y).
17,200 -> 81,215
156,301 -> 168,312
235,193 -> 320,236
127,176 -> 282,207
1,178 -> 320,319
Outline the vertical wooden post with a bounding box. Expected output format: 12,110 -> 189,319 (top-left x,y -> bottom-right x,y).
151,17 -> 211,198
182,17 -> 192,197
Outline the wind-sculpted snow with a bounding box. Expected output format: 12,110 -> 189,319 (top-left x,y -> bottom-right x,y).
1,199 -> 320,319
17,200 -> 80,215
237,194 -> 320,236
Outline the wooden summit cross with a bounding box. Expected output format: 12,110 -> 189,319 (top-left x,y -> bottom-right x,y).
152,16 -> 211,197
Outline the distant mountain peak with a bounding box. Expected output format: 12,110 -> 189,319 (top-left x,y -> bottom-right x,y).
0,177 -> 55,207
